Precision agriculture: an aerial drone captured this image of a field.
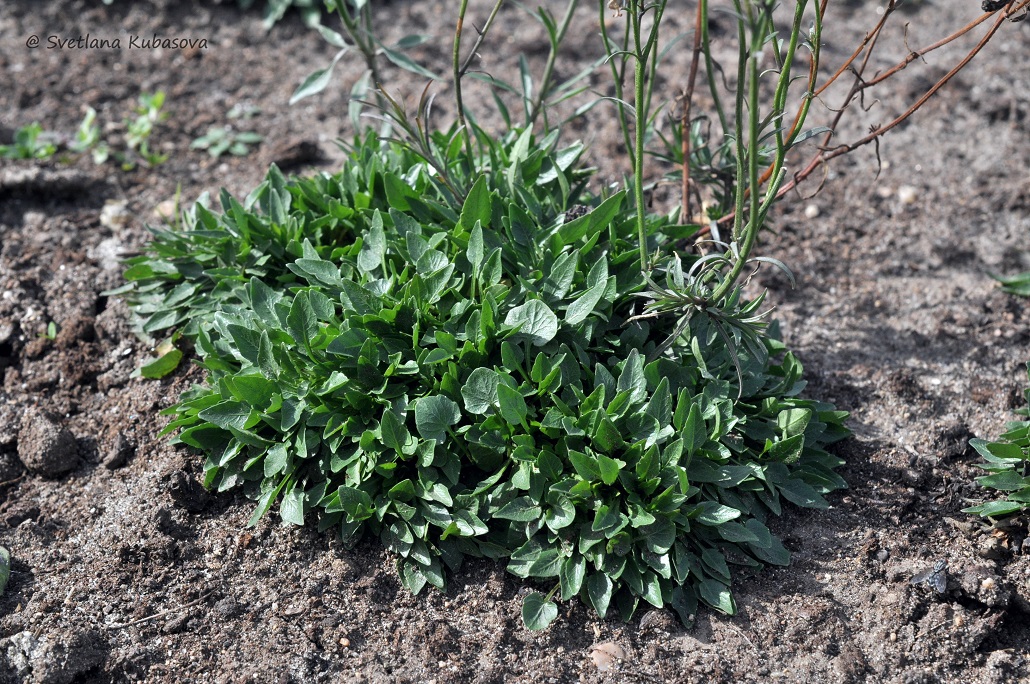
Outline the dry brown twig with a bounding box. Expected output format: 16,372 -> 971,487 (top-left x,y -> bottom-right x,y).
684,0 -> 1028,239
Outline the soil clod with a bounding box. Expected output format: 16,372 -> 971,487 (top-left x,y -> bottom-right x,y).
16,410 -> 78,478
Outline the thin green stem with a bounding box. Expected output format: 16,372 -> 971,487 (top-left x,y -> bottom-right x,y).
631,1 -> 648,271
599,1 -> 635,170
458,0 -> 507,78
528,0 -> 580,127
700,0 -> 728,135
453,0 -> 475,166
337,4 -> 382,96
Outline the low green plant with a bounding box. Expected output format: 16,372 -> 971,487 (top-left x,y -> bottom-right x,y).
0,122 -> 58,160
993,271 -> 1030,296
963,364 -> 1030,518
68,106 -> 108,164
123,91 -> 169,169
62,94 -> 169,169
239,0 -> 325,29
114,0 -> 888,632
191,126 -> 264,158
120,121 -> 847,628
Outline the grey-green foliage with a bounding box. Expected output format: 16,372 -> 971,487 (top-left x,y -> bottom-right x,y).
119,129 -> 847,629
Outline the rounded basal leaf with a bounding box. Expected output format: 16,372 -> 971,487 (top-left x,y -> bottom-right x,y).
504,300 -> 558,346
462,367 -> 500,414
522,592 -> 558,631
413,395 -> 461,444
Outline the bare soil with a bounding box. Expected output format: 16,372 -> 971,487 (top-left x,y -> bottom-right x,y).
1,1 -> 1028,682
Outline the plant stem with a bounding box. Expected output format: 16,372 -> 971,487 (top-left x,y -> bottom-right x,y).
337,3 -> 383,103
599,1 -> 635,171
631,1 -> 648,272
453,0 -> 475,166
680,1 -> 705,222
528,0 -> 580,127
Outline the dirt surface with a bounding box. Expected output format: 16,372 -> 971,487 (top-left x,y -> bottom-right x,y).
1,0 -> 1029,682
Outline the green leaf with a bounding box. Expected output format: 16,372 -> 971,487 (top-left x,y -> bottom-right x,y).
467,222 -> 484,272
199,401 -> 254,432
586,572 -> 614,618
699,578 -> 736,614
0,547 -> 9,596
778,408 -> 811,438
593,419 -> 624,456
682,402 -> 706,456
616,350 -> 646,404
962,500 -> 1025,517
504,300 -> 558,347
776,477 -> 828,509
494,496 -> 541,522
140,348 -> 183,379
460,176 -> 492,231
380,410 -> 414,455
286,292 -> 318,344
280,482 -> 305,525
522,592 -> 558,631
290,48 -> 348,104
413,395 -> 461,444
595,453 -> 623,486
462,367 -> 499,414
559,554 -> 586,600
379,43 -> 441,81
497,383 -> 528,427
555,191 -> 625,245
694,503 -> 741,525
357,211 -> 387,274
564,278 -> 607,326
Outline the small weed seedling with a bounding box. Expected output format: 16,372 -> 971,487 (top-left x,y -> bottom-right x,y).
123,91 -> 169,169
963,364 -> 1030,518
0,123 -> 58,160
191,127 -> 264,158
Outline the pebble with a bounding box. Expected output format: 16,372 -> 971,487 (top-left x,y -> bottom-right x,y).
16,410 -> 79,478
804,204 -> 820,219
152,199 -> 178,221
589,642 -> 626,672
102,432 -> 135,470
898,185 -> 918,204
99,201 -> 131,231
876,549 -> 890,563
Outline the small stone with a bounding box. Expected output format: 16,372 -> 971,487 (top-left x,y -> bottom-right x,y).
99,200 -> 131,231
162,613 -> 190,634
876,549 -> 890,563
898,185 -> 918,204
979,537 -> 1007,561
152,200 -> 178,221
803,204 -> 820,219
339,637 -> 350,648
589,642 -> 626,672
17,410 -> 79,478
102,433 -> 135,470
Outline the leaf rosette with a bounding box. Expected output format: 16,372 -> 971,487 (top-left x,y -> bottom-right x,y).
121,129 -> 848,629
